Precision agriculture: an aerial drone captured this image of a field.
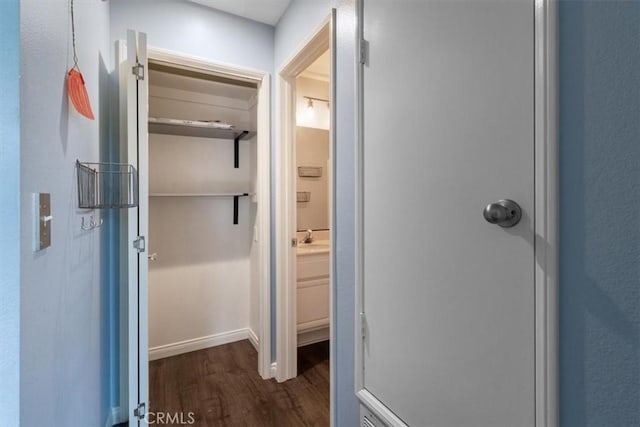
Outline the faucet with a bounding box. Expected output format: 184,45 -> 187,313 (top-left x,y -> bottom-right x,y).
302,229 -> 314,244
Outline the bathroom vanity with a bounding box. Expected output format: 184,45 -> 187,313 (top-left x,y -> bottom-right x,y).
296,231 -> 330,346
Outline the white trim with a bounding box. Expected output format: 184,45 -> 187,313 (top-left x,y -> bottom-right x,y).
148,46 -> 268,83
299,69 -> 330,83
357,390 -> 408,427
298,326 -> 330,347
115,39 -> 131,422
534,1 -> 559,426
354,1 -> 559,426
270,362 -> 278,377
248,327 -> 260,351
355,0 -> 366,398
329,9 -> 337,427
275,15 -> 332,383
148,328 -> 253,361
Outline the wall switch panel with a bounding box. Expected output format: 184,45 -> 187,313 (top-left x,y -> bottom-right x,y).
34,193 -> 52,251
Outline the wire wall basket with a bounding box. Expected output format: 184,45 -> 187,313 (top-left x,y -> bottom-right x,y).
76,160 -> 139,209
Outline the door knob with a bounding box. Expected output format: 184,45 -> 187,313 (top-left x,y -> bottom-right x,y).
483,199 -> 522,228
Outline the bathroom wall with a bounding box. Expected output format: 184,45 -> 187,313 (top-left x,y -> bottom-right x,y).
0,0 -> 20,425
296,127 -> 330,231
20,0 -> 112,426
559,1 -> 640,426
296,76 -> 331,130
296,76 -> 331,231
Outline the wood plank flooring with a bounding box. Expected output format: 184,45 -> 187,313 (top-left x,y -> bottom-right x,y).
146,340 -> 329,427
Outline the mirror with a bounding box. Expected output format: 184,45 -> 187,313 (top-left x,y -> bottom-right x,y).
296,126 -> 329,231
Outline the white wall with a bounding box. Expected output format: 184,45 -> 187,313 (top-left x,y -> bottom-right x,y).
20,0 -> 112,425
296,76 -> 331,130
147,79 -> 257,354
0,1 -> 20,425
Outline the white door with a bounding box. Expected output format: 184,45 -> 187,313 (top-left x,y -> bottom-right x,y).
120,29 -> 149,425
359,1 -> 536,426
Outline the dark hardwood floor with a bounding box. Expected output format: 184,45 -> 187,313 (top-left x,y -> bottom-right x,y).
146,340 -> 330,427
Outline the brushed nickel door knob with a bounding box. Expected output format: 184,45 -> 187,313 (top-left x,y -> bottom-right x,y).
483,199 -> 522,228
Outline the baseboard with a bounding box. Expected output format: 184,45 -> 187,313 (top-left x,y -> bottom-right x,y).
105,407 -> 122,427
112,407 -> 123,425
298,326 -> 329,347
270,362 -> 277,377
149,328 -> 251,361
247,328 -> 259,351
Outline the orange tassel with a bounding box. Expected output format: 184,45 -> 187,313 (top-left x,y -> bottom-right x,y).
67,68 -> 95,120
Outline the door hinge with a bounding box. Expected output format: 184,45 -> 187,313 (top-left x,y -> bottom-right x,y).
360,312 -> 367,342
133,236 -> 146,253
291,238 -> 298,248
359,39 -> 369,65
134,402 -> 146,420
132,63 -> 145,80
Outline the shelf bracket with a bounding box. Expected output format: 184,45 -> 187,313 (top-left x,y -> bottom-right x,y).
233,195 -> 239,224
234,131 -> 249,169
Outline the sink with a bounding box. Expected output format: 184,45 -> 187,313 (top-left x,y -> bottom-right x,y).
297,239 -> 330,254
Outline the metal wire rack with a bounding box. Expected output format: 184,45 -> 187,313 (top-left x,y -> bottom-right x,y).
76,160 -> 138,209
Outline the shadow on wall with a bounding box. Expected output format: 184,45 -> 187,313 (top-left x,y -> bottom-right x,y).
559,1 -> 640,426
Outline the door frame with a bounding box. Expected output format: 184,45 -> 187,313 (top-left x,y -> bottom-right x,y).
145,47 -> 273,379
118,42 -> 273,421
275,14 -> 334,383
354,1 -> 559,426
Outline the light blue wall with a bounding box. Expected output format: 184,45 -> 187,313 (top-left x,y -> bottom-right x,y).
274,0 -> 330,69
559,1 -> 640,426
110,0 -> 274,73
19,0 -> 112,425
0,1 -> 21,425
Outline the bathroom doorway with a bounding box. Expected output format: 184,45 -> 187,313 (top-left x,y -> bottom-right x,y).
275,14 -> 335,411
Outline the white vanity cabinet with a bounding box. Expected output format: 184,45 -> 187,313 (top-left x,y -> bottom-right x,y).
296,250 -> 330,346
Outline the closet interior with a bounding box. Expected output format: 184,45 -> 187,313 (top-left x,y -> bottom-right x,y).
146,62 -> 261,363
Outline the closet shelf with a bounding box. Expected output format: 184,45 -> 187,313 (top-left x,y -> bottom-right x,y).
149,192 -> 252,225
149,117 -> 256,169
148,121 -> 256,140
149,192 -> 253,198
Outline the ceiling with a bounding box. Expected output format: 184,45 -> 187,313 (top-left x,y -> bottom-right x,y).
300,50 -> 330,81
188,0 -> 292,26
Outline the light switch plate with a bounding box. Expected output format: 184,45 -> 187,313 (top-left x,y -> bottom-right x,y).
34,193 -> 51,251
